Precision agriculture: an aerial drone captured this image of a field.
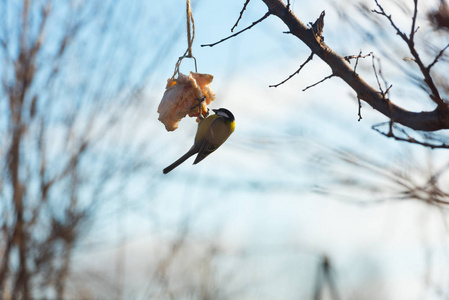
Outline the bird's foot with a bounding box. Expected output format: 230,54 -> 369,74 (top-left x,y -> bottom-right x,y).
191,96 -> 208,120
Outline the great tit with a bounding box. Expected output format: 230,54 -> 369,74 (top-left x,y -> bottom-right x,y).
163,108 -> 235,174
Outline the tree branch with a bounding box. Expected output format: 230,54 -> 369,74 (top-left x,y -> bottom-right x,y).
260,0 -> 449,132
372,122 -> 449,149
427,42 -> 449,71
269,52 -> 314,87
232,0 -> 251,32
201,12 -> 271,47
373,0 -> 446,108
303,74 -> 335,91
344,51 -> 372,74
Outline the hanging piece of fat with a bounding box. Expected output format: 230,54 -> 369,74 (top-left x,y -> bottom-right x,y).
158,72 -> 215,131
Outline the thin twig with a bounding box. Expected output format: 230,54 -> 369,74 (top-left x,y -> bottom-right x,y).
372,1 -> 407,40
373,0 -> 446,107
371,54 -> 384,95
384,84 -> 393,95
354,51 -> 368,73
409,0 -> 419,42
372,122 -> 449,149
201,12 -> 271,47
231,0 -> 251,32
427,42 -> 449,71
377,59 -> 389,91
302,74 -> 334,91
357,97 -> 362,121
344,51 -> 372,74
371,54 -> 393,100
269,53 -> 314,87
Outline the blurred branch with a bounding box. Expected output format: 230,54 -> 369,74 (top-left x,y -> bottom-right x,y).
0,0 -> 162,298
313,256 -> 341,300
428,0 -> 449,31
313,145 -> 449,206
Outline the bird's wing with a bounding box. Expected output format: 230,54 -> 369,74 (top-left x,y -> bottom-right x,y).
193,117 -> 231,164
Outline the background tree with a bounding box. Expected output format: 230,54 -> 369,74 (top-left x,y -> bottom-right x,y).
0,0 -> 160,298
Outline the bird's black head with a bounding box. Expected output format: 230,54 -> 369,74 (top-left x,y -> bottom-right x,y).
212,108 -> 235,121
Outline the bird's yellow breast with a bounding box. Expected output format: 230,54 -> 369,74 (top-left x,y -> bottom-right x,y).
229,119 -> 235,133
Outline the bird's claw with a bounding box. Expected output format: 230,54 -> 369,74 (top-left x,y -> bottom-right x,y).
202,108 -> 210,119
191,96 -> 208,120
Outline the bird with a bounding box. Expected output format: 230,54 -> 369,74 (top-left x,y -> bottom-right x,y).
163,108 -> 235,174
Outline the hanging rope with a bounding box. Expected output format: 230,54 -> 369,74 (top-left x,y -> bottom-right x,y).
186,0 -> 194,57
172,0 -> 197,79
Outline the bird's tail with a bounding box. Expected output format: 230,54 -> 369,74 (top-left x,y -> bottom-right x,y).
163,150 -> 195,174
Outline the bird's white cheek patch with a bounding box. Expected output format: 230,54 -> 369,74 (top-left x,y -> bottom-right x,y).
217,111 -> 229,118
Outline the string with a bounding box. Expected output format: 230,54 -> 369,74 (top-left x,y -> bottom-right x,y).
186,0 -> 194,57
171,0 -> 197,79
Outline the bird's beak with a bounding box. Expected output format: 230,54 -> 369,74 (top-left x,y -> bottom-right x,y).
212,109 -> 218,114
